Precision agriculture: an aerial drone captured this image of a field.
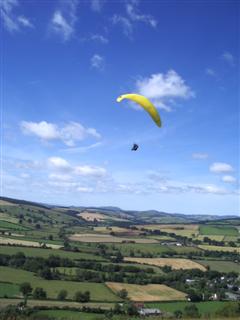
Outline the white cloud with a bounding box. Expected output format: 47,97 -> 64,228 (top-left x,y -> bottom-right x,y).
222,175 -> 237,184
126,2 -> 157,28
0,0 -> 33,32
77,186 -> 94,193
112,15 -> 133,37
63,142 -> 103,153
49,173 -> 73,182
21,121 -> 59,140
210,162 -> 234,174
221,51 -> 235,66
48,157 -> 71,171
90,34 -> 108,44
135,70 -> 194,111
21,121 -> 101,146
91,54 -> 105,71
112,0 -> 157,37
205,68 -> 216,77
74,165 -> 107,177
50,0 -> 78,41
192,153 -> 209,160
90,0 -> 104,12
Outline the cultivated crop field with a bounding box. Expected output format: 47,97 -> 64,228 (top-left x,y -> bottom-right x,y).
124,257 -> 206,271
106,282 -> 187,301
137,224 -> 199,237
0,236 -> 61,248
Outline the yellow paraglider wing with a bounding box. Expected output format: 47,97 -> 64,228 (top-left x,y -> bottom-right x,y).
116,93 -> 162,127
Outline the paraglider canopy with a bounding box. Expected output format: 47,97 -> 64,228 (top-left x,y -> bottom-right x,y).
116,93 -> 162,127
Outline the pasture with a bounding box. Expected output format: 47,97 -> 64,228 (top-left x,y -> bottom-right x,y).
0,236 -> 61,249
198,245 -> 240,253
0,266 -> 119,301
137,224 -> 199,237
0,283 -> 19,298
106,282 -> 186,301
196,260 -> 240,273
200,225 -> 239,236
124,257 -> 206,271
69,233 -> 158,244
0,245 -> 104,261
0,220 -> 29,231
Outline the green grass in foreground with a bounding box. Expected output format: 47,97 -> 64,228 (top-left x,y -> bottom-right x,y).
0,245 -> 104,261
196,260 -> 240,273
0,282 -> 19,298
36,310 -> 105,320
0,266 -> 119,302
200,225 -> 238,236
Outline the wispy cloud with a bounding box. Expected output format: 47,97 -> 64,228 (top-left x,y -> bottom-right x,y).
20,121 -> 101,147
112,0 -> 157,38
90,0 -> 105,12
135,70 -> 194,111
192,153 -> 209,160
210,162 -> 234,174
221,51 -> 235,66
91,54 -> 105,71
50,0 -> 78,41
63,142 -> 103,153
90,34 -> 109,44
205,68 -> 216,77
0,0 -> 33,33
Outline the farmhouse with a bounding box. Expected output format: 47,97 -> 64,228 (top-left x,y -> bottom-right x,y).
138,308 -> 162,316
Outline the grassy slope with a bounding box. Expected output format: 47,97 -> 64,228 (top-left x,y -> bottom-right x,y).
200,225 -> 239,236
0,266 -> 119,302
196,260 -> 240,273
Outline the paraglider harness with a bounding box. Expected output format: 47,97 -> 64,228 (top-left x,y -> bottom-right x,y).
131,143 -> 139,151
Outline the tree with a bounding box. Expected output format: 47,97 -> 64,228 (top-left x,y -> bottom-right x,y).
174,310 -> 183,319
33,287 -> 47,299
19,282 -> 32,305
57,289 -> 68,301
74,291 -> 90,302
125,302 -> 138,316
184,304 -> 200,318
118,289 -> 128,299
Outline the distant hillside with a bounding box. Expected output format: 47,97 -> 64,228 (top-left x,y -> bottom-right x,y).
1,196 -> 238,225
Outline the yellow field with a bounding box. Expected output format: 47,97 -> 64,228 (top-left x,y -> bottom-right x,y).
69,233 -> 158,244
124,257 -> 206,271
198,245 -> 240,253
197,235 -> 225,242
138,224 -> 199,237
0,237 -> 61,249
0,200 -> 16,206
106,282 -> 186,301
78,212 -> 126,222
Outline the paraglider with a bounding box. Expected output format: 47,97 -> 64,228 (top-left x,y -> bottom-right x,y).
116,93 -> 162,127
131,143 -> 139,151
116,93 -> 162,150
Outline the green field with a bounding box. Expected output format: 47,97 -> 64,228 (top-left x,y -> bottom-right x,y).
36,310 -> 105,320
0,220 -> 29,231
147,301 -> 240,316
200,225 -> 239,236
107,243 -> 200,256
0,245 -> 104,261
0,266 -> 119,302
196,260 -> 240,273
0,282 -> 19,298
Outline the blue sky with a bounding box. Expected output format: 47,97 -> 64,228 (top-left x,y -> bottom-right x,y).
1,0 -> 239,215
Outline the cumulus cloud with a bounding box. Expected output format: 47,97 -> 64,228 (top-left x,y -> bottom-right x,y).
221,51 -> 235,66
21,121 -> 101,146
135,70 -> 194,111
49,173 -> 73,182
50,0 -> 78,41
192,153 -> 209,160
0,0 -> 33,32
74,165 -> 107,177
48,157 -> 71,171
91,54 -> 105,71
210,162 -> 234,174
221,175 -> 237,184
